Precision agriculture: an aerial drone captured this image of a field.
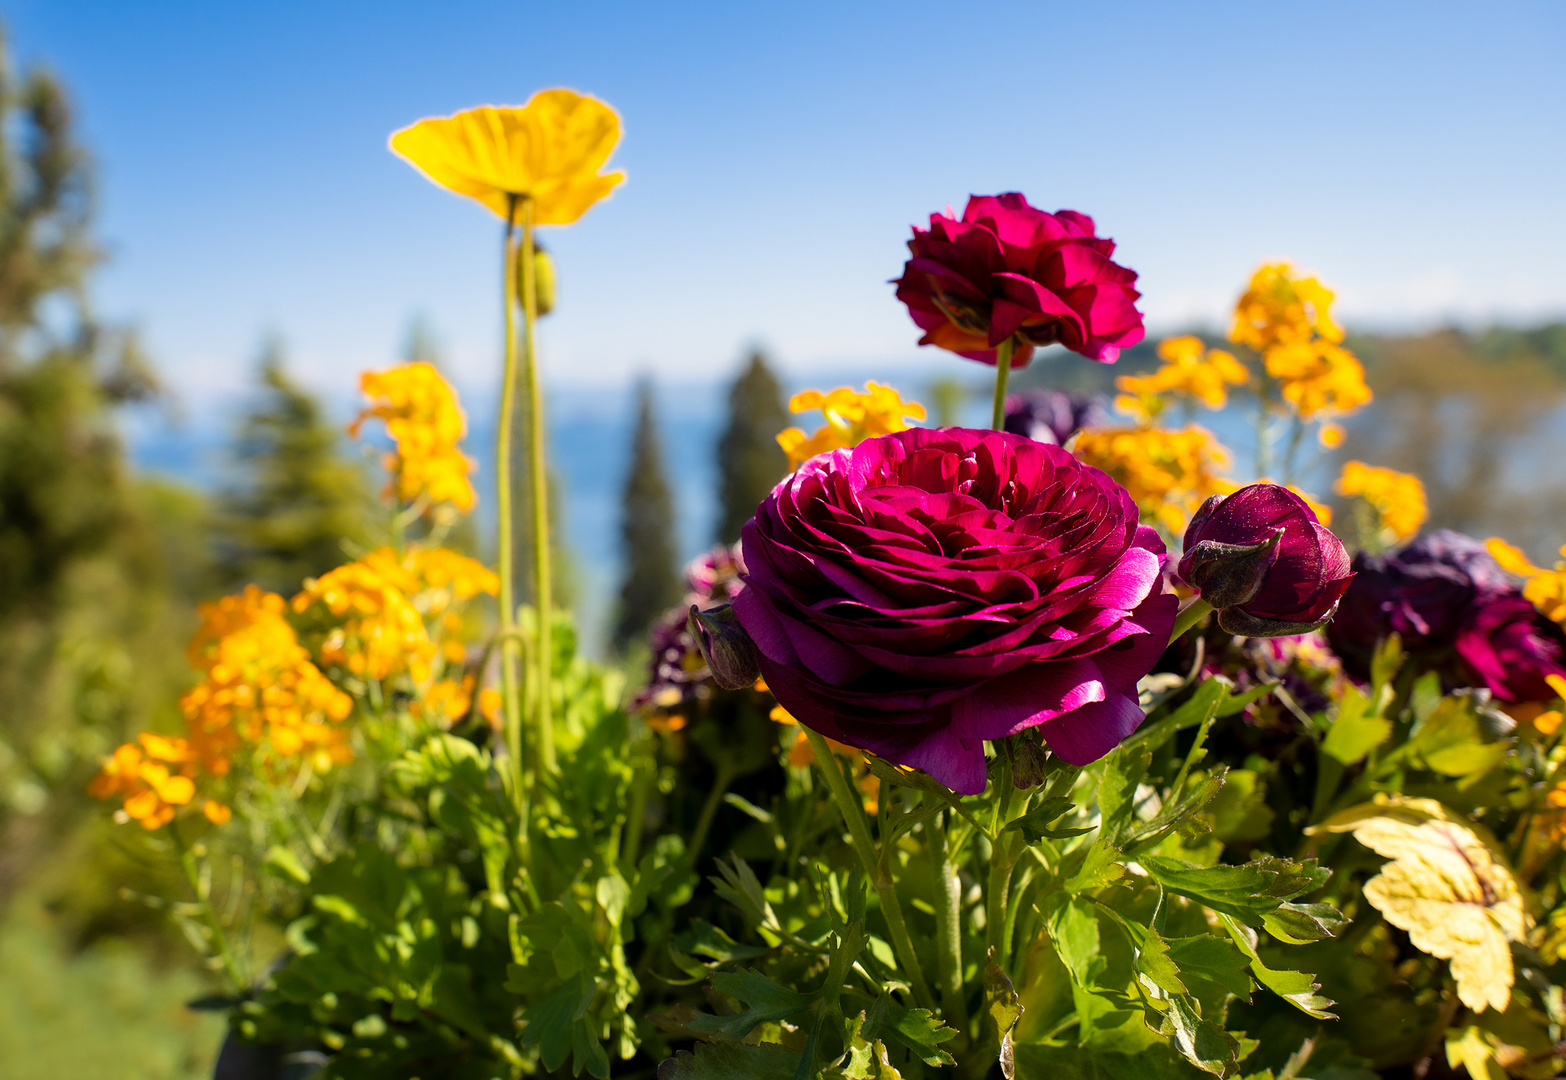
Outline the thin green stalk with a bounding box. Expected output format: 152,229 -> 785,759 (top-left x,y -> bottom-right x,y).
930,811 -> 971,1035
803,726 -> 936,1012
991,337 -> 1015,430
172,824 -> 246,992
495,196 -> 527,812
519,198 -> 555,775
621,742 -> 656,868
985,830 -> 1018,966
681,763 -> 737,875
1169,598 -> 1212,645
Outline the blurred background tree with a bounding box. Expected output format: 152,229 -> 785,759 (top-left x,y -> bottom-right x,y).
212,336 -> 376,594
614,377 -> 680,651
715,349 -> 787,544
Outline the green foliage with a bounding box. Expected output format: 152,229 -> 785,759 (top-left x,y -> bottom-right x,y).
214,341 -> 376,594
613,378 -> 681,650
715,350 -> 788,544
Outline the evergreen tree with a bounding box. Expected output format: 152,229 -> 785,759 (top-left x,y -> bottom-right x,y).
613,379 -> 681,651
213,338 -> 375,594
715,350 -> 788,543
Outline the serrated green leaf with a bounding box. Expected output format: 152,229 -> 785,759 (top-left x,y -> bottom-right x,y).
1164,935 -> 1254,999
1162,992 -> 1242,1077
571,1015 -> 611,1079
1411,696 -> 1508,777
1219,915 -> 1335,1020
861,992 -> 958,1068
520,971 -> 595,1071
1008,795 -> 1089,843
657,1041 -> 802,1079
686,968 -> 816,1041
1261,901 -> 1348,945
1141,855 -> 1331,927
1128,677 -> 1229,754
1099,744 -> 1153,841
1124,768 -> 1227,854
1215,680 -> 1279,718
984,959 -> 1024,1079
1063,838 -> 1126,894
672,919 -> 771,962
1047,895 -> 1104,989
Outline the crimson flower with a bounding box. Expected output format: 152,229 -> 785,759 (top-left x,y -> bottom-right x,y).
733,427 -> 1176,794
893,193 -> 1144,368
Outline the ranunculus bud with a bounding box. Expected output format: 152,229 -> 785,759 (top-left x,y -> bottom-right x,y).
1177,484 -> 1352,638
516,245 -> 556,316
687,603 -> 760,690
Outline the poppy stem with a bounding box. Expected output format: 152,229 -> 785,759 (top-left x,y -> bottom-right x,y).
495,197 -> 528,815
991,337 -> 1014,430
803,726 -> 937,1014
519,197 -> 556,777
1169,598 -> 1213,645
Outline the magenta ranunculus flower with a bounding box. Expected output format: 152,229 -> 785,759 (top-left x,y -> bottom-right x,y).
732,427 -> 1177,794
1177,484 -> 1353,637
893,193 -> 1145,368
1455,595 -> 1566,704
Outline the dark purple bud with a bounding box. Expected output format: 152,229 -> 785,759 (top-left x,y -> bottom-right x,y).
687,603 -> 760,690
1009,737 -> 1049,790
1177,484 -> 1353,639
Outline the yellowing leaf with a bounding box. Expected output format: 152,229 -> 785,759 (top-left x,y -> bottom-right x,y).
1313,796 -> 1526,1013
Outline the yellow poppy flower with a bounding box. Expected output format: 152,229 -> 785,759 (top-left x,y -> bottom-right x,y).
389,89 -> 624,225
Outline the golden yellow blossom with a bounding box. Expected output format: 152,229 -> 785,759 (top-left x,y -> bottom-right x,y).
1115,335 -> 1250,421
389,90 -> 624,225
1486,538 -> 1566,628
1337,461 -> 1427,542
292,547 -> 497,686
1073,425 -> 1231,533
776,382 -> 926,470
88,734 -> 198,830
352,363 -> 476,511
1231,262 -> 1343,352
184,585 -> 355,770
1318,422 -> 1345,448
1263,340 -> 1372,418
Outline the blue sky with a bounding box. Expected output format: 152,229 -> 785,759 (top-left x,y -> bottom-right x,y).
3,0 -> 1564,401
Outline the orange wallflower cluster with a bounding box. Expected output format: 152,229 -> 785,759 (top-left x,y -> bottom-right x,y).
769,702 -> 880,813
776,382 -> 926,470
292,546 -> 497,685
1486,539 -> 1566,630
91,586 -> 355,829
1230,263 -> 1371,420
1337,461 -> 1427,542
1115,335 -> 1250,422
351,362 -> 476,511
1073,425 -> 1231,534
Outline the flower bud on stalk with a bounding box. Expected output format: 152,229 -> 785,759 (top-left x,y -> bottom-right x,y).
1177,484 -> 1353,638
516,245 -> 556,316
688,603 -> 760,690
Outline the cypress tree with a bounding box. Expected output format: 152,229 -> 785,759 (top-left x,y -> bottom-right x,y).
613,378 -> 681,651
214,339 -> 375,593
715,351 -> 788,543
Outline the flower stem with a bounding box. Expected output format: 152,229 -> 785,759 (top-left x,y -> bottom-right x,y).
930,811 -> 971,1035
519,198 -> 555,775
991,337 -> 1015,430
495,198 -> 528,812
803,726 -> 936,1013
1169,598 -> 1213,645
172,823 -> 246,993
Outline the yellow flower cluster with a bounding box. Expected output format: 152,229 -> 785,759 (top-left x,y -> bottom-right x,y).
182,586 -> 355,770
1115,335 -> 1250,422
776,382 -> 926,470
1230,263 -> 1372,420
1336,461 -> 1427,542
1073,425 -> 1231,534
90,586 -> 355,829
1485,539 -> 1566,629
292,546 -> 497,685
351,362 -> 476,511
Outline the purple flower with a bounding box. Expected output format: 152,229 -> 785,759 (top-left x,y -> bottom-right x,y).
733,427 -> 1177,794
1327,530 -> 1513,678
1177,485 -> 1353,637
1002,388 -> 1109,446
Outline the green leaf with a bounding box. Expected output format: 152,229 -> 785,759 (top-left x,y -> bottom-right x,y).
263,845 -> 311,885
1124,768 -> 1227,854
1163,935 -> 1254,999
1261,901 -> 1348,945
686,969 -> 816,1041
1204,769 -> 1275,844
520,971 -> 596,1071
1047,895 -> 1104,989
1161,992 -> 1242,1077
571,1016 -> 611,1079
1219,915 -> 1335,1020
1098,744 -> 1152,842
1007,796 -> 1088,843
1410,696 -> 1509,777
1141,855 -> 1330,928
1322,683 -> 1392,765
1370,631 -> 1404,697
1214,680 -> 1280,718
1062,838 -> 1126,895
672,919 -> 771,963
657,1042 -> 802,1079
1129,677 -> 1229,753
984,959 -> 1024,1079
861,992 -> 959,1068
